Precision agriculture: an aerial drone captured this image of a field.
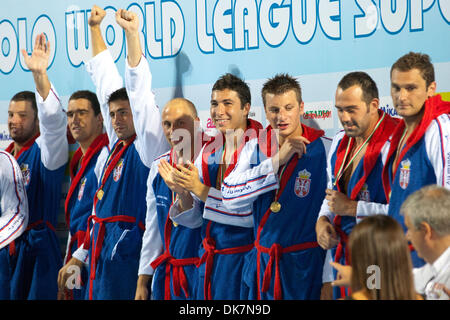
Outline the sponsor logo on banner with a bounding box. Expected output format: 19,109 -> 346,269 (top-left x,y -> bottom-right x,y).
379,97 -> 400,118
294,169 -> 311,198
113,159 -> 124,182
302,101 -> 333,129
399,159 -> 411,190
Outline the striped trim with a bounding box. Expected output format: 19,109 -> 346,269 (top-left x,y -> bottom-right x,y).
0,152 -> 25,246
435,117 -> 446,186
0,219 -> 26,246
222,174 -> 269,188
50,87 -> 62,104
222,181 -> 278,201
0,153 -> 22,231
207,194 -> 222,201
154,151 -> 171,162
205,206 -> 252,217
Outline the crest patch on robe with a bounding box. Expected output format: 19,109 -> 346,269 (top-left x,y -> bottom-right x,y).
358,183 -> 371,201
294,169 -> 311,198
113,159 -> 124,182
399,159 -> 411,190
78,177 -> 87,200
20,163 -> 31,186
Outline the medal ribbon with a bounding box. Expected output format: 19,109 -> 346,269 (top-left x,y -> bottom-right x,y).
94,135 -> 136,206
65,133 -> 109,228
334,112 -> 385,187
270,154 -> 299,211
216,143 -> 227,189
271,161 -> 289,207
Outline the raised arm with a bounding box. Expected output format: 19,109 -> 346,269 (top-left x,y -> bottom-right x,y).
89,5 -> 107,57
86,5 -> 123,146
115,9 -> 141,67
117,8 -> 169,167
21,33 -> 51,99
21,33 -> 68,170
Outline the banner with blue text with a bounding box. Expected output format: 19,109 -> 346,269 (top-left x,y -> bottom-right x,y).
1,0 -> 449,147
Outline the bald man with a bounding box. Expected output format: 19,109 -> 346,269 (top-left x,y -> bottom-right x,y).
135,98 -> 203,300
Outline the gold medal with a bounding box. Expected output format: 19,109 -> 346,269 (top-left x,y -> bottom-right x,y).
173,221 -> 178,227
270,201 -> 281,213
97,189 -> 104,200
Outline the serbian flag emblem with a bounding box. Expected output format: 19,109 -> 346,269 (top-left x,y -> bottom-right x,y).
113,159 -> 124,182
295,169 -> 311,198
399,159 -> 411,190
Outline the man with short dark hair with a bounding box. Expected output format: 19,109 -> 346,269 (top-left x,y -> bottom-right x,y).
401,185 -> 450,300
315,71 -> 398,299
217,73 -> 330,299
382,52 -> 450,267
58,5 -> 168,300
5,33 -> 68,299
166,72 -> 262,299
59,88 -> 108,300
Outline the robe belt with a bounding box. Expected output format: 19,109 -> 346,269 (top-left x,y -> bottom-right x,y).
9,219 -> 55,256
151,251 -> 199,299
84,214 -> 144,300
255,240 -> 319,300
198,236 -> 254,300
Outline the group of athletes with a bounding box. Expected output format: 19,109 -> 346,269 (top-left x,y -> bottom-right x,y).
0,5 -> 449,300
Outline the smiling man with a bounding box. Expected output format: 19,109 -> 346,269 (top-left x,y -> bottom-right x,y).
315,71 -> 398,299
382,52 -> 450,268
216,74 -> 330,300
167,73 -> 263,300
58,6 -> 168,300
135,98 -> 203,300
61,90 -> 108,300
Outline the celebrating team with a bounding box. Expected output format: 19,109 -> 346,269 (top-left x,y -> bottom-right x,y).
0,6 -> 449,300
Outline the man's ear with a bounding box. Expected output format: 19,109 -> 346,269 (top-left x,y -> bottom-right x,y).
96,112 -> 104,126
420,221 -> 433,242
299,101 -> 305,117
426,81 -> 436,98
243,102 -> 250,117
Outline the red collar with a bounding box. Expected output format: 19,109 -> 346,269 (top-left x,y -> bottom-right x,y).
334,111 -> 399,199
5,133 -> 40,160
64,133 -> 109,228
382,94 -> 450,200
201,119 -> 263,186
